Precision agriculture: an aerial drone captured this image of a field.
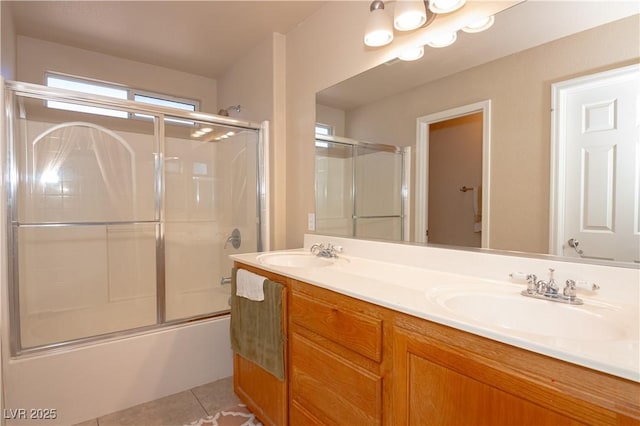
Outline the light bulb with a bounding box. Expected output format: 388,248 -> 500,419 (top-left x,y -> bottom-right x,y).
426,31 -> 457,48
398,45 -> 425,61
429,0 -> 466,14
364,7 -> 394,47
394,0 -> 427,31
462,15 -> 495,33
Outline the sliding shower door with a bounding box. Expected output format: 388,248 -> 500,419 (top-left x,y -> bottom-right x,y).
164,121 -> 259,321
354,145 -> 404,241
7,84 -> 264,354
314,136 -> 407,241
315,141 -> 353,236
11,95 -> 159,349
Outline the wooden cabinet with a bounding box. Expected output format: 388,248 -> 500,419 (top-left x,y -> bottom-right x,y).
232,263 -> 289,426
234,266 -> 640,426
392,314 -> 640,426
288,279 -> 392,425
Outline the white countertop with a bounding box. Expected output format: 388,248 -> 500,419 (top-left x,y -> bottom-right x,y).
231,242 -> 640,383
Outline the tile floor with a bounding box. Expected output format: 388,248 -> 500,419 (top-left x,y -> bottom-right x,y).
74,376 -> 241,426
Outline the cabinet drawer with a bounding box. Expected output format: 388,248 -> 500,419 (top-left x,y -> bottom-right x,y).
291,291 -> 383,362
290,332 -> 382,425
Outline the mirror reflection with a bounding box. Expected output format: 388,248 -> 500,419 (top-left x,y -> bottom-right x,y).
314,135 -> 409,241
315,1 -> 639,265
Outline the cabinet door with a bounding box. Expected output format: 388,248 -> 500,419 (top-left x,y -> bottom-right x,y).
391,326 -> 584,426
234,353 -> 287,426
233,264 -> 288,426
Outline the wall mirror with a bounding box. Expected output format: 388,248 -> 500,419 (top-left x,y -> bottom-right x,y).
315,1 -> 639,266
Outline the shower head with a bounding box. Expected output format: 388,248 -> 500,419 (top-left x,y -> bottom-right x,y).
217,105 -> 242,116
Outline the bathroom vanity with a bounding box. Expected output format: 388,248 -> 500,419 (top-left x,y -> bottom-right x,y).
231,236 -> 640,425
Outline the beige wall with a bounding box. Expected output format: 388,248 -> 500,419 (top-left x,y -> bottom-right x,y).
217,32 -> 287,249
1,2 -> 17,80
316,104 -> 345,137
334,16 -> 639,254
218,34 -> 275,122
16,36 -> 218,113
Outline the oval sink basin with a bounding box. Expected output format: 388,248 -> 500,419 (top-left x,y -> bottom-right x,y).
257,252 -> 334,268
435,291 -> 628,341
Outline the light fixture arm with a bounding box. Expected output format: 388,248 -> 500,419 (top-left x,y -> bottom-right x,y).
370,0 -> 385,12
421,1 -> 437,29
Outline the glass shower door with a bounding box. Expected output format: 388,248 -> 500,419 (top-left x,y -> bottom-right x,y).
354,146 -> 404,240
164,122 -> 259,321
12,95 -> 158,349
315,137 -> 406,240
314,141 -> 353,237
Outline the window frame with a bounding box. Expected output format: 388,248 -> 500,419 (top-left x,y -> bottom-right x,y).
44,72 -> 200,125
315,122 -> 334,136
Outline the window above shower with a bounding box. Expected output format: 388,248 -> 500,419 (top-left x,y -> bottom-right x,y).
45,72 -> 200,125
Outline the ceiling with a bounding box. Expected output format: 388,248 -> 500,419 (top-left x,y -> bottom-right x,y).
7,0 -> 326,79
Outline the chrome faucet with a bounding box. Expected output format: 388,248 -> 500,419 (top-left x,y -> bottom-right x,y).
224,228 -> 241,249
519,268 -> 598,305
310,243 -> 342,258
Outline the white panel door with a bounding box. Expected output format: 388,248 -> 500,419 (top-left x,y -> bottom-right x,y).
561,66 -> 639,263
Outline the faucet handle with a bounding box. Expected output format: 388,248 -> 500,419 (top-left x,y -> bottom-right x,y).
525,274 -> 537,294
563,279 -> 577,298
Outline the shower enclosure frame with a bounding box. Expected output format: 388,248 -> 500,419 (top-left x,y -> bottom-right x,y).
3,80 -> 270,356
315,134 -> 410,241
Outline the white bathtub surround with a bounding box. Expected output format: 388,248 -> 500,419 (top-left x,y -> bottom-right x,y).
3,317 -> 233,425
231,234 -> 639,383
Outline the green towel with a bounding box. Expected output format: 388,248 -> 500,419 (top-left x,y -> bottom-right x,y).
230,268 -> 285,381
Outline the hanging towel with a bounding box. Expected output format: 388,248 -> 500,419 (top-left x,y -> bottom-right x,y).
230,268 -> 285,381
473,186 -> 482,233
236,268 -> 265,301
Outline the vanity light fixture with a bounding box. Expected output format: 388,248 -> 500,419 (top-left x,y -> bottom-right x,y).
364,0 -> 493,61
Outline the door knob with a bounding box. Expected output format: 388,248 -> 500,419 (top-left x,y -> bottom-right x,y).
567,238 -> 584,255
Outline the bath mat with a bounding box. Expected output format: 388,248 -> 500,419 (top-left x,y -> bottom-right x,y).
185,404 -> 262,426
